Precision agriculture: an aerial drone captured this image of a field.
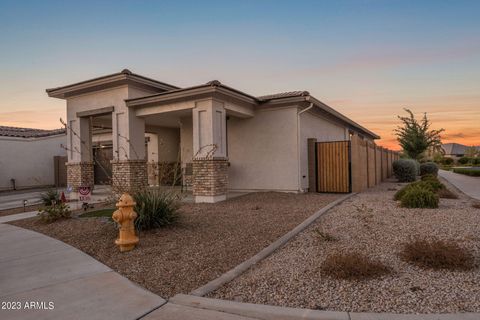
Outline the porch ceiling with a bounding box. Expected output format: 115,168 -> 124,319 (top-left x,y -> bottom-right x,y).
144,110 -> 190,128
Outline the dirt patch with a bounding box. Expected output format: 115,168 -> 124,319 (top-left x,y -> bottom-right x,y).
211,181 -> 480,313
10,192 -> 339,298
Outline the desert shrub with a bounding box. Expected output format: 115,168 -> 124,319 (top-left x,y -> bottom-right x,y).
453,168 -> 480,177
400,239 -> 475,270
393,159 -> 417,182
394,186 -> 409,201
320,252 -> 391,280
314,229 -> 338,242
41,189 -> 60,206
472,202 -> 480,209
400,186 -> 439,208
38,203 -> 71,223
420,173 -> 436,181
133,189 -> 180,231
419,162 -> 438,176
458,157 -> 470,165
441,157 -> 454,165
422,177 -> 445,192
437,188 -> 458,199
394,181 -> 434,201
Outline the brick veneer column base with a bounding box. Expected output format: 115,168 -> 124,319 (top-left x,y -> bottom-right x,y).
192,158 -> 228,203
66,162 -> 94,191
111,160 -> 147,195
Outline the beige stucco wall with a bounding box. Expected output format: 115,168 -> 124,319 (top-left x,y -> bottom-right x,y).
66,85 -> 158,162
0,134 -> 67,190
299,110 -> 348,190
227,107 -> 299,192
146,126 -> 180,162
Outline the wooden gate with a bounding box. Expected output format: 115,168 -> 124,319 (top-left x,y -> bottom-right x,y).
316,141 -> 350,193
93,146 -> 113,185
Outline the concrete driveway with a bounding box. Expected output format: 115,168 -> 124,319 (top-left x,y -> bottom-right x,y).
439,169 -> 480,200
0,223 -> 165,320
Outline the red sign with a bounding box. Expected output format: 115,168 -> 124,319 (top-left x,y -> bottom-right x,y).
78,186 -> 91,202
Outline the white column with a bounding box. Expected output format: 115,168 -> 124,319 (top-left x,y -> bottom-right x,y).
68,116 -> 92,162
112,110 -> 145,161
192,99 -> 227,159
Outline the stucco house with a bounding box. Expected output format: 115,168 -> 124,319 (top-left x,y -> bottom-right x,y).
0,126 -> 66,191
47,69 -> 379,203
442,143 -> 480,160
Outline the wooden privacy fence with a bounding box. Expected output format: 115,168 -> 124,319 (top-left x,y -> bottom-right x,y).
309,135 -> 399,193
316,141 -> 350,193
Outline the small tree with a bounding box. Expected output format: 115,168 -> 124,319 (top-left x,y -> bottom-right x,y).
465,146 -> 478,158
395,109 -> 444,160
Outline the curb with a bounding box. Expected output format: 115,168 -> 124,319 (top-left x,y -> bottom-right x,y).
170,294 -> 348,320
190,193 -> 356,296
170,294 -> 480,320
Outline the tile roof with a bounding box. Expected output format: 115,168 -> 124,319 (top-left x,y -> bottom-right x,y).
442,143 -> 480,155
0,126 -> 66,138
257,91 -> 310,101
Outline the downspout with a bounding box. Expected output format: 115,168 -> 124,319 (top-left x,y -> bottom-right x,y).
297,102 -> 314,193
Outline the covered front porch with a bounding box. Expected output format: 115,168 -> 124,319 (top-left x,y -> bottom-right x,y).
48,71 -> 255,203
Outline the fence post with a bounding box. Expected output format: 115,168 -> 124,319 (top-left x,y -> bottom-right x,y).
307,138 -> 317,193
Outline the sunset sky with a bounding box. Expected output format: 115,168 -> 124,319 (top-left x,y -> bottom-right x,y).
1,0 -> 479,150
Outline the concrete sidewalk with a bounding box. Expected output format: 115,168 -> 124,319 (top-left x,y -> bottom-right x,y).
439,169 -> 480,200
0,223 -> 165,320
0,185 -> 112,211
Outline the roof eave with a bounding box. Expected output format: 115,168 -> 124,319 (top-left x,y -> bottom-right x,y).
307,96 -> 380,140
46,71 -> 179,99
126,84 -> 258,108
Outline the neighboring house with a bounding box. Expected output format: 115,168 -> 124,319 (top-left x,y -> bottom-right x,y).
47,69 -> 381,203
0,126 -> 66,191
442,143 -> 480,159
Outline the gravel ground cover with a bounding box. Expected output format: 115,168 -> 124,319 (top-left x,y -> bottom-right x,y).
211,180 -> 480,314
9,192 -> 339,298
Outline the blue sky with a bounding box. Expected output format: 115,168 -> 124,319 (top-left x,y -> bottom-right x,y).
1,0 -> 479,147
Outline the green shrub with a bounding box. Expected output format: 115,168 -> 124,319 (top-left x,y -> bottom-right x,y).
458,157 -> 470,165
40,189 -> 60,206
422,178 -> 445,192
419,162 -> 438,176
453,168 -> 480,177
393,159 -> 417,182
38,203 -> 71,223
400,186 -> 439,208
133,189 -> 180,231
441,157 -> 454,165
394,181 -> 434,201
394,184 -> 411,201
420,173 -> 436,181
472,158 -> 480,165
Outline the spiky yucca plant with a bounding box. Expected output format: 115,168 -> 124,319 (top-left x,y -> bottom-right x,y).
133,189 -> 180,231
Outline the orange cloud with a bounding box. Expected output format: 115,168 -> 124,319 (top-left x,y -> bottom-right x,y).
0,108 -> 65,129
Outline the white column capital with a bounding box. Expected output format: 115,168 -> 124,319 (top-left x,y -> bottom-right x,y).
192,99 -> 227,159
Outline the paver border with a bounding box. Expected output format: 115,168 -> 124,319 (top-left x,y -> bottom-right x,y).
190,193 -> 356,296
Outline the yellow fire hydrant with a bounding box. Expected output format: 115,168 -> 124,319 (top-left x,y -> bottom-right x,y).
112,193 -> 139,252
